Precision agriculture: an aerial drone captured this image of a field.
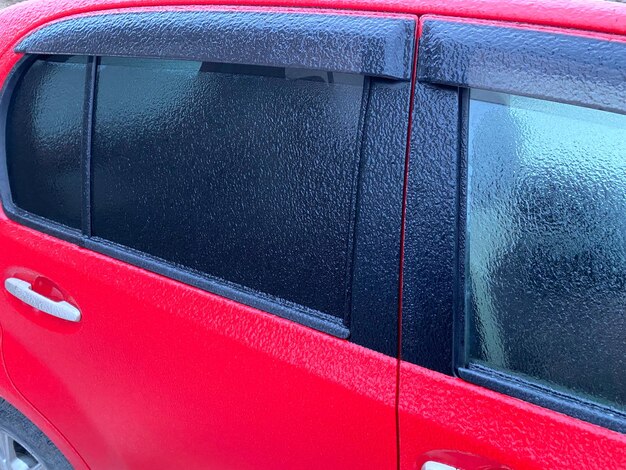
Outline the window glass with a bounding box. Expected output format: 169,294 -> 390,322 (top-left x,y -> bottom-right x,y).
466,89 -> 626,409
6,56 -> 86,229
92,57 -> 366,318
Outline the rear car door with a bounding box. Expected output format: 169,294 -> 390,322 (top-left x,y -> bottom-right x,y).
0,9 -> 416,469
400,17 -> 626,469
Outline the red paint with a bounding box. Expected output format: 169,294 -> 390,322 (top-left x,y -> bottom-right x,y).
399,362 -> 626,469
0,209 -> 398,469
397,14 -> 626,470
0,324 -> 88,469
0,1 -> 625,469
30,276 -> 65,303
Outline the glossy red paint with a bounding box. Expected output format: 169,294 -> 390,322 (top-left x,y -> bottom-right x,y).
0,1 -> 625,469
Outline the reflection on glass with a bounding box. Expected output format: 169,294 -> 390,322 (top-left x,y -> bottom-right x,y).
466,89 -> 626,410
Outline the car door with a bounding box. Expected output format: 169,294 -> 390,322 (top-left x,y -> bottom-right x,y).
399,17 -> 626,470
0,9 -> 416,469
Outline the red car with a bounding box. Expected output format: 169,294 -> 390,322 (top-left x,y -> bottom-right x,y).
0,0 -> 624,468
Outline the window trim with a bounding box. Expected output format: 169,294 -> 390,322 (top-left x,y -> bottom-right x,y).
16,10 -> 416,81
2,54 -> 356,336
1,14 -> 415,355
417,18 -> 626,116
406,18 -> 626,433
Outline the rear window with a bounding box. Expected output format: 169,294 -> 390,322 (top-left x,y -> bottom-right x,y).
466,89 -> 626,410
91,57 -> 366,318
6,56 -> 86,229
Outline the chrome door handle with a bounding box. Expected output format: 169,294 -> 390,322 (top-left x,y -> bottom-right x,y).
422,463 -> 457,470
4,278 -> 81,322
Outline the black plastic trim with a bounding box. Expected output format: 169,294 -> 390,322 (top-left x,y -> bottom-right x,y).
454,89 -> 470,374
401,81 -> 460,373
418,19 -> 626,115
81,56 -> 96,238
349,78 -> 412,356
408,19 -> 626,433
460,365 -> 626,434
16,10 -> 415,80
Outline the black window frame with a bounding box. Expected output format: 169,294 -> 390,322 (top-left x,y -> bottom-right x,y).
404,18 -> 626,433
0,10 -> 418,357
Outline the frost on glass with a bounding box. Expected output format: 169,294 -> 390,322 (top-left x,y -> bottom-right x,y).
466,89 -> 626,410
92,57 -> 366,319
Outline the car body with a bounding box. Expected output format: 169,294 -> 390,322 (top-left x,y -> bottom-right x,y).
0,0 -> 624,468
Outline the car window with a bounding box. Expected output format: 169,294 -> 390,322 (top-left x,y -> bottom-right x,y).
91,57 -> 366,318
6,55 -> 86,229
7,55 -> 369,320
465,89 -> 626,410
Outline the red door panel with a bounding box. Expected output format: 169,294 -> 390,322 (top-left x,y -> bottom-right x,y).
0,328 -> 88,469
2,2 -> 626,470
399,12 -> 626,470
0,5 -> 405,469
0,213 -> 397,469
399,363 -> 626,470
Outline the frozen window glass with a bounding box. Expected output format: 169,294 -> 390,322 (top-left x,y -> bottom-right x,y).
6,56 -> 86,229
466,89 -> 626,410
92,57 -> 367,318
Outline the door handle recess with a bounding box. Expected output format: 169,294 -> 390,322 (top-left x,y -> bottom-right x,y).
4,278 -> 81,322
